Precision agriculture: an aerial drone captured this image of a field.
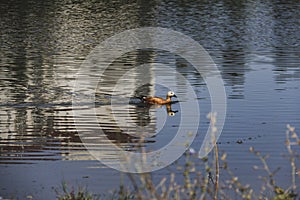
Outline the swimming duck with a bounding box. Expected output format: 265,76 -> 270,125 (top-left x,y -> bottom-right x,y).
142,91 -> 177,105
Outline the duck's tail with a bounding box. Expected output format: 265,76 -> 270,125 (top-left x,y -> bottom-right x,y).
136,96 -> 146,101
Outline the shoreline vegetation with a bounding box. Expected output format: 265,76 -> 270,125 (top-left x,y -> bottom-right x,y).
56,113 -> 299,200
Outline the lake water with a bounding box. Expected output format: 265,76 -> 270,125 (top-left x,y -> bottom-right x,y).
0,0 -> 299,199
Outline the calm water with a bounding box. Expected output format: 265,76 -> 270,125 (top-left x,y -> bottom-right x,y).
1,0 -> 299,199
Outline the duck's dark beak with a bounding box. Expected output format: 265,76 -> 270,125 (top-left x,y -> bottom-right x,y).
173,94 -> 177,98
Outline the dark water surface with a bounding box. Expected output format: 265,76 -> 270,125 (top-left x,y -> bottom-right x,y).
1,0 -> 299,199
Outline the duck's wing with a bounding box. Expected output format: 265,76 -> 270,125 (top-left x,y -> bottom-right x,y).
143,96 -> 165,104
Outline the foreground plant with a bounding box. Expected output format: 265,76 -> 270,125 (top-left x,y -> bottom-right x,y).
123,115 -> 299,200
56,181 -> 94,200
55,116 -> 299,200
256,124 -> 298,200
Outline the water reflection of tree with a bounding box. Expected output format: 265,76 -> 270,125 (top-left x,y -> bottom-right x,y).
272,3 -> 300,85
0,0 -> 151,163
1,0 -> 299,164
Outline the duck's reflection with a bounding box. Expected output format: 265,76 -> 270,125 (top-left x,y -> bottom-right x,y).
95,98 -> 179,147
133,101 -> 178,126
166,103 -> 179,116
73,89 -> 181,166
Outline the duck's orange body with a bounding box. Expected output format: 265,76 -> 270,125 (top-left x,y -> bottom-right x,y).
143,91 -> 177,105
143,96 -> 172,104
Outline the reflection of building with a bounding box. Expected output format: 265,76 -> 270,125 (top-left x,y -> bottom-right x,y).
76,53 -> 159,169
2,0 -> 296,164
0,1 -> 160,163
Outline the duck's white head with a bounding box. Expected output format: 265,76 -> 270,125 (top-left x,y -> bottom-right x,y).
167,91 -> 177,98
